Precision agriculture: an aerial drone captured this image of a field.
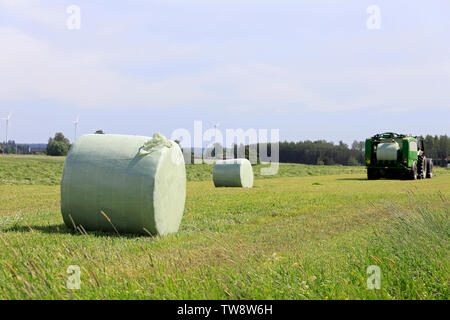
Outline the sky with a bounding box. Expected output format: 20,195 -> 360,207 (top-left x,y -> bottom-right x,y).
0,0 -> 449,146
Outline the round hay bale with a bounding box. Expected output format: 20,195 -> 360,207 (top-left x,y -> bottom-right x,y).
60,133 -> 186,236
213,158 -> 254,188
376,142 -> 400,161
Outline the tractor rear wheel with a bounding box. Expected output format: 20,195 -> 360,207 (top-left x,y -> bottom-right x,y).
426,158 -> 433,178
409,161 -> 418,180
417,155 -> 426,179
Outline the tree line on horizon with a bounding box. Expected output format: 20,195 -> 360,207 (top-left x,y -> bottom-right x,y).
1,133 -> 449,166
197,135 -> 450,167
0,141 -> 30,154
0,131 -> 104,156
259,135 -> 450,166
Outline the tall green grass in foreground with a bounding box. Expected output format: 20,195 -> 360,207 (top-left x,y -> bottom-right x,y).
0,194 -> 447,299
0,155 -> 449,299
362,191 -> 449,299
0,173 -> 448,299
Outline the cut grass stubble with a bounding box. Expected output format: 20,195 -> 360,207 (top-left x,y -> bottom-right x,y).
0,156 -> 449,299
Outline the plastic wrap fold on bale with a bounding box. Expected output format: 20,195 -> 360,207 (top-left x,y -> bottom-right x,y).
376,142 -> 400,161
60,133 -> 186,236
213,158 -> 254,188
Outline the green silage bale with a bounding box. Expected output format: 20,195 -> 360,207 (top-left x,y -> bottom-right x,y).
60,133 -> 186,236
213,158 -> 254,188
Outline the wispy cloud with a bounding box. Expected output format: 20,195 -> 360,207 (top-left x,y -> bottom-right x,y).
1,24 -> 448,114
0,1 -> 449,120
0,0 -> 66,29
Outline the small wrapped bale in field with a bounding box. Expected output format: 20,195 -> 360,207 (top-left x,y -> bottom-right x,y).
376,142 -> 400,161
213,159 -> 254,188
60,133 -> 186,236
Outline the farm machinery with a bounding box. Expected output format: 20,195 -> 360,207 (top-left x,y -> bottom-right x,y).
365,132 -> 433,180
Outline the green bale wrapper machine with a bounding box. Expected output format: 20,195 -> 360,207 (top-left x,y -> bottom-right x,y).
365,132 -> 433,180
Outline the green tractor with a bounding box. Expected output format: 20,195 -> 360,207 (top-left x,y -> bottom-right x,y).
365,132 -> 433,180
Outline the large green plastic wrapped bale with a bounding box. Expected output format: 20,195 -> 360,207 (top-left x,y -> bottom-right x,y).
213,159 -> 254,188
376,142 -> 400,161
60,133 -> 186,236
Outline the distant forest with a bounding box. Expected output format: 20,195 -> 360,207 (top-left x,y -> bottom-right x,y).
214,135 -> 450,167
0,141 -> 32,154
262,135 -> 450,166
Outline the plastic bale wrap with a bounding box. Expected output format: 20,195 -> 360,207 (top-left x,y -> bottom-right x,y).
213,158 -> 254,188
376,142 -> 400,161
60,133 -> 186,236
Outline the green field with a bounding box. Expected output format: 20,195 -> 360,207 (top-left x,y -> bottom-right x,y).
0,155 -> 368,185
0,155 -> 448,299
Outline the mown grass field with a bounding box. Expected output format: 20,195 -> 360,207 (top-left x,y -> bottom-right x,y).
0,155 -> 448,299
0,155 -> 367,185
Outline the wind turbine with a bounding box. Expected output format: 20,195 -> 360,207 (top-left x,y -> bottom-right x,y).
208,121 -> 221,158
0,112 -> 11,143
213,121 -> 220,133
73,115 -> 79,142
5,113 -> 11,143
209,121 -> 220,138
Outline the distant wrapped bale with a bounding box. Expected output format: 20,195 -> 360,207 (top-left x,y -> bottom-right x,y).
213,159 -> 254,188
60,133 -> 186,236
376,142 -> 400,161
